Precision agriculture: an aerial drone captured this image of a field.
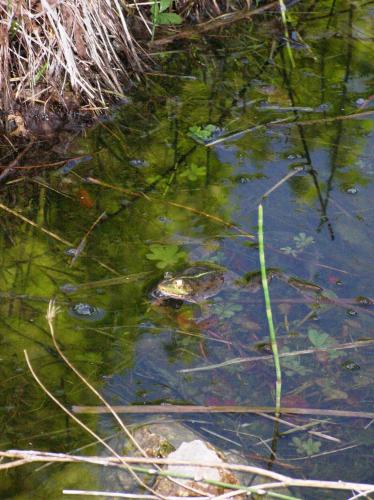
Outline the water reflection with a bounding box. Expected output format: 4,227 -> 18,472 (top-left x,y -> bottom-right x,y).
1,2 -> 374,497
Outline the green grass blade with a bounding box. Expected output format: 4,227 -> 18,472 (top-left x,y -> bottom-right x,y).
258,204 -> 282,416
279,0 -> 295,68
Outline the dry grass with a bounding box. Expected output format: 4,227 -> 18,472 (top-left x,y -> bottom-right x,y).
0,1 -> 256,112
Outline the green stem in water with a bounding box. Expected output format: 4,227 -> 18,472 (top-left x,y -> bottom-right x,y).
258,204 -> 282,417
151,0 -> 158,42
278,0 -> 295,68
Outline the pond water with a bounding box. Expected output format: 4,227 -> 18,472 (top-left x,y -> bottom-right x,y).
1,2 -> 374,498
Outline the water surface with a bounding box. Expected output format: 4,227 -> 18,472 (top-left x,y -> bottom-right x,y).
1,2 -> 373,498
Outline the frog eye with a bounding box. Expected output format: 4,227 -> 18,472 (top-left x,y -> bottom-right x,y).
164,272 -> 173,279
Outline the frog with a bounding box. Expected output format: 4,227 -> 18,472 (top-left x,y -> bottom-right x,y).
156,265 -> 225,304
154,263 -> 323,305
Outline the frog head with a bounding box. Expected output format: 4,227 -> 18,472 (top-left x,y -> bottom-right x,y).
157,276 -> 193,300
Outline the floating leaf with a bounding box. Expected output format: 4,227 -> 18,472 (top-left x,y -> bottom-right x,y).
280,232 -> 314,257
146,244 -> 186,269
211,299 -> 242,319
308,328 -> 332,348
307,328 -> 343,359
188,124 -> 221,143
280,246 -> 298,257
293,232 -> 314,249
292,437 -> 321,456
180,163 -> 206,181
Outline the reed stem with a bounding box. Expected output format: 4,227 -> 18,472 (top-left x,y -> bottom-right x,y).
258,204 -> 282,416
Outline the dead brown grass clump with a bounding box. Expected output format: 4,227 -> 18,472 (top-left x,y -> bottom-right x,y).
0,1 -> 262,114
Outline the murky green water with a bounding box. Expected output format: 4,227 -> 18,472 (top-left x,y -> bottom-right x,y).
1,2 -> 374,498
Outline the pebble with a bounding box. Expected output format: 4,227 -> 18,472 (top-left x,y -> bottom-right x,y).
346,187 -> 358,195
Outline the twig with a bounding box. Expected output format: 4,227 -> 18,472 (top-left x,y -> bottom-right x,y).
62,490 -> 251,499
151,1 -> 280,46
2,450 -> 374,495
178,339 -> 374,373
71,405 -> 374,420
272,109 -> 374,127
70,211 -> 107,266
0,202 -> 72,245
205,118 -> 291,147
259,167 -> 303,201
0,140 -> 34,182
206,110 -> 374,149
256,413 -> 341,444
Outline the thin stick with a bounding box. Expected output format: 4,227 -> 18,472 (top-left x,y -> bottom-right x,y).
151,1 -> 280,46
179,339 -> 374,373
0,202 -> 72,245
61,491 -> 246,499
62,488 -> 292,500
256,413 -> 340,444
71,405 -> 374,420
205,118 -> 291,147
3,450 -> 374,495
272,109 -> 374,127
259,167 -> 303,201
206,111 -> 374,149
0,140 -> 34,182
70,211 -> 107,266
258,204 -> 282,416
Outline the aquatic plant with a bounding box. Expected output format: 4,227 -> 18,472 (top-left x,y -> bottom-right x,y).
292,436 -> 321,456
188,124 -> 221,143
281,232 -> 314,256
258,204 -> 282,417
146,243 -> 186,269
151,0 -> 182,41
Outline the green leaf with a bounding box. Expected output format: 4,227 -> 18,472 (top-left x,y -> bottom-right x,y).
292,437 -> 321,456
280,246 -> 298,257
180,163 -> 206,182
293,232 -> 314,249
308,328 -> 333,348
187,124 -> 220,143
156,12 -> 183,25
159,0 -> 172,13
150,2 -> 159,17
211,300 -> 243,319
308,328 -> 343,359
146,244 -> 186,269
